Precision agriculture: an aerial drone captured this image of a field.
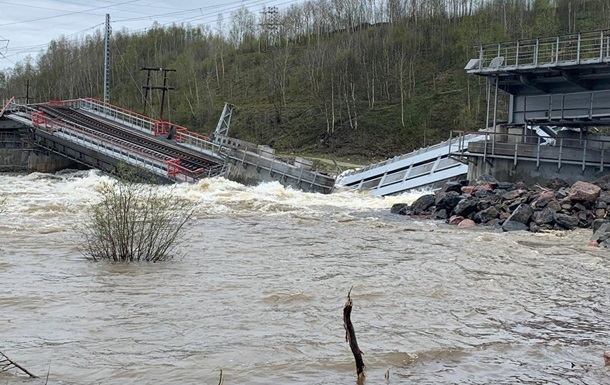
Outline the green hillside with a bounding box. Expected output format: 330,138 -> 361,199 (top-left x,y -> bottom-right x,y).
2,0 -> 609,159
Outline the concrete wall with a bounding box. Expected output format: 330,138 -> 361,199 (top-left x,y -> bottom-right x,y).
0,149 -> 29,171
468,156 -> 607,185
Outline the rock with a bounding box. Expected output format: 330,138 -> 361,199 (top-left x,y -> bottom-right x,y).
507,203 -> 533,224
569,181 -> 601,203
461,186 -> 476,195
448,215 -> 464,225
502,189 -> 525,200
390,203 -> 409,215
591,222 -> 610,243
573,202 -> 587,211
485,218 -> 501,227
411,194 -> 436,214
532,207 -> 555,225
475,174 -> 498,186
457,219 -> 476,228
596,209 -> 607,219
587,240 -> 600,247
532,191 -> 555,208
601,240 -> 610,248
474,189 -> 490,198
597,201 -> 608,210
598,191 -> 610,205
435,209 -> 448,219
475,206 -> 499,224
453,197 -> 479,217
443,181 -> 463,193
497,181 -> 517,191
435,191 -> 463,212
593,219 -> 610,233
529,222 -> 540,232
554,213 -> 579,230
502,220 -> 529,232
500,212 -> 511,220
547,177 -> 569,190
547,200 -> 562,212
561,203 -> 573,211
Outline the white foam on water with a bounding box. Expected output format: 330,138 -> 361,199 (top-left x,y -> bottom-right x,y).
0,171 -> 431,228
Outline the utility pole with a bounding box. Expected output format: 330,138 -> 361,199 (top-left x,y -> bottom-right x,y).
140,67 -> 176,120
103,13 -> 111,103
25,79 -> 30,104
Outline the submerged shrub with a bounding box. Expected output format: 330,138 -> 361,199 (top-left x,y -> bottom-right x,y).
81,177 -> 196,262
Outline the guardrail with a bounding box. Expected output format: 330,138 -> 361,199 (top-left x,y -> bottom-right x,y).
451,129 -> 610,172
470,29 -> 610,73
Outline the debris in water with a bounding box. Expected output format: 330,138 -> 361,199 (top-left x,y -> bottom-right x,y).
343,287 -> 365,380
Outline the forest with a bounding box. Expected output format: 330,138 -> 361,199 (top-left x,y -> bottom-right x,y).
1,0 -> 610,159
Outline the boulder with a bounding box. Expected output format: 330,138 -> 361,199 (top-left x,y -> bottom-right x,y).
457,219 -> 476,228
547,177 -> 569,190
502,189 -> 525,200
453,197 -> 479,217
595,209 -> 607,219
435,191 -> 463,212
569,181 -> 601,203
532,207 -> 555,225
547,200 -> 562,212
475,206 -> 500,224
598,191 -> 610,205
502,220 -> 529,232
448,215 -> 464,225
390,203 -> 409,215
591,222 -> 610,244
475,174 -> 498,186
461,186 -> 476,195
532,190 -> 555,208
443,181 -> 463,193
435,209 -> 448,220
506,203 -> 533,224
593,219 -> 610,233
554,213 -> 579,230
411,194 -> 436,214
497,181 -> 517,191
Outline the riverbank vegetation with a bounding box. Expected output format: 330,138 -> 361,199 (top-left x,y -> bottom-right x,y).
80,174 -> 195,262
1,0 -> 609,159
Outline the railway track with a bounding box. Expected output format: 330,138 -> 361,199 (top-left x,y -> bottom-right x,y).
38,105 -> 220,173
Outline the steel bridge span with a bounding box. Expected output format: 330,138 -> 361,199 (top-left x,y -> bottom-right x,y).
0,98 -> 335,193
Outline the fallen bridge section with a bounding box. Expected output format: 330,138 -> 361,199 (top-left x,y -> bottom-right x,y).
335,134 -> 484,196
6,99 -> 226,183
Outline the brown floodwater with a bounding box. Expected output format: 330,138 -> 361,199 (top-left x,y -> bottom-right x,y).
1,171 -> 610,384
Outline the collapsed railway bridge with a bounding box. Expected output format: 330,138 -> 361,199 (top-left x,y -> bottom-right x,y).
0,98 -> 335,194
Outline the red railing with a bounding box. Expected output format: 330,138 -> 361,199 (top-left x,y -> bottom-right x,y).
84,98 -> 157,125
166,158 -> 205,181
153,121 -> 188,137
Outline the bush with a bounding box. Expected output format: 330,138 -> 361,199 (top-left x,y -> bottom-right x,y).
81,176 -> 196,262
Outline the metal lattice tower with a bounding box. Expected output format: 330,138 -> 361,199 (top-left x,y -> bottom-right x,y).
214,103 -> 234,138
103,14 -> 111,103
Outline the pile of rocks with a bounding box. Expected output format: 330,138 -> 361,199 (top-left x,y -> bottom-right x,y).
391,175 -> 610,232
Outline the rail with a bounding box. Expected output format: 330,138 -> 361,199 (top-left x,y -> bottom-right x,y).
30,111 -> 210,181
469,29 -> 610,73
450,130 -> 610,172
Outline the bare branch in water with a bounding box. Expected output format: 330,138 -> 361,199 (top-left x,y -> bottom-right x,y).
0,350 -> 37,378
218,369 -> 225,385
343,288 -> 365,380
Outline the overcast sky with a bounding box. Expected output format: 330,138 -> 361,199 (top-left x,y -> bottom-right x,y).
0,0 -> 298,70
